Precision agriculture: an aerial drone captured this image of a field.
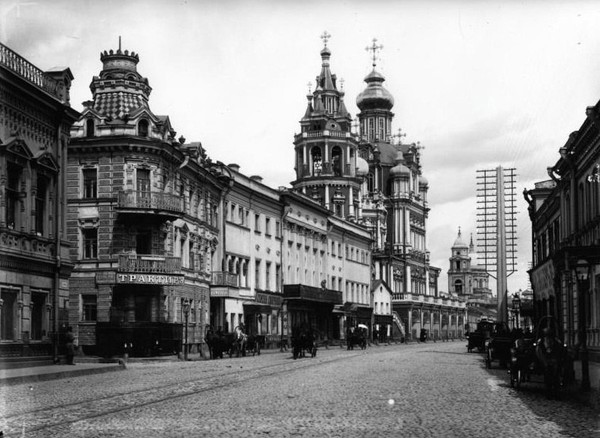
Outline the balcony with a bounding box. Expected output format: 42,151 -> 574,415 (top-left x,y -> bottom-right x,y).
0,43 -> 64,102
118,254 -> 181,274
210,271 -> 240,298
117,190 -> 185,219
284,284 -> 343,304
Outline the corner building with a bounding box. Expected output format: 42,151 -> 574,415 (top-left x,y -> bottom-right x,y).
67,46 -> 227,357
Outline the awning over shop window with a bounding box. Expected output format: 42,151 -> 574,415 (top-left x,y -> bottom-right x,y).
530,259 -> 555,301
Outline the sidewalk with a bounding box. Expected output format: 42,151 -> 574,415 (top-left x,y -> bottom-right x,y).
0,361 -> 126,386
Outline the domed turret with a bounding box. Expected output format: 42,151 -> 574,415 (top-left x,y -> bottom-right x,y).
453,228 -> 468,249
356,69 -> 394,110
389,149 -> 410,178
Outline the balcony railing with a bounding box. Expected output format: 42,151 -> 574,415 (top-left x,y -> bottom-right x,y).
118,254 -> 181,273
117,190 -> 185,215
211,272 -> 239,287
0,43 -> 62,100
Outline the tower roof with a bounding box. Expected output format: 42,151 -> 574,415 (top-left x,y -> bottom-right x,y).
452,227 -> 468,248
356,38 -> 394,111
89,39 -> 151,121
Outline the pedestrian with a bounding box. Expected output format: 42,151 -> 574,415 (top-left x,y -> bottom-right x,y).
65,326 -> 76,365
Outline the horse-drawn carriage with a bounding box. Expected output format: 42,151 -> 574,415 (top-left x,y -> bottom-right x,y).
204,325 -> 262,359
484,322 -> 513,369
508,317 -> 572,398
291,324 -> 317,359
346,325 -> 368,350
467,319 -> 494,353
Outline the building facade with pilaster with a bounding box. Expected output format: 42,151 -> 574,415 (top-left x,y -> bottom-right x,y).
0,42 -> 79,362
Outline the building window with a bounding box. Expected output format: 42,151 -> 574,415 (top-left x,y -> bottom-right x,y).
189,242 -> 195,270
332,146 -> 342,176
30,291 -> 47,340
138,119 -> 149,137
137,168 -> 151,195
255,214 -> 261,233
6,163 -> 21,229
82,228 -> 98,259
275,221 -> 281,238
266,262 -> 272,291
255,259 -> 261,289
454,279 -> 463,294
266,217 -> 271,236
83,168 -> 97,198
311,146 -> 322,175
276,264 -> 281,292
82,295 -> 97,321
0,288 -> 17,340
35,176 -> 48,235
86,119 -> 95,137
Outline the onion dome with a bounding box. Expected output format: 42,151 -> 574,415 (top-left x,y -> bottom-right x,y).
356,69 -> 394,111
418,175 -> 429,187
389,149 -> 410,178
356,156 -> 369,176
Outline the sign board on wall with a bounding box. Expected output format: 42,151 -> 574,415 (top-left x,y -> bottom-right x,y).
116,273 -> 184,285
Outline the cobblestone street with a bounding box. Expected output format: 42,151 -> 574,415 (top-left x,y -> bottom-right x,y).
1,341 -> 598,437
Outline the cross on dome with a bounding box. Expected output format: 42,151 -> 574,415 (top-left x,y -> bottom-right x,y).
320,31 -> 331,47
366,37 -> 383,68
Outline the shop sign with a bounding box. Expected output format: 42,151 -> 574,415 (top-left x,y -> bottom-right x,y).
255,292 -> 283,307
116,273 -> 184,285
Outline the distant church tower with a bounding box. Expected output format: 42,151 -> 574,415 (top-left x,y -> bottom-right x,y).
447,228 -> 492,300
291,32 -> 366,218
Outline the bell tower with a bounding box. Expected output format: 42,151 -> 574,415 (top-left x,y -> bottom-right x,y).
291,32 -> 363,219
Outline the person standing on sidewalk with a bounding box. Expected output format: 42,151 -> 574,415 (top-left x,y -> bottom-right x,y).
65,326 -> 76,365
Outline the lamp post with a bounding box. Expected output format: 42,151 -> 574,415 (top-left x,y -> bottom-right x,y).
183,298 -> 190,361
511,293 -> 521,330
575,259 -> 591,391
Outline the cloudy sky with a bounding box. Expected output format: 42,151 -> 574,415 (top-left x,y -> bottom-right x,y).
4,0 -> 600,295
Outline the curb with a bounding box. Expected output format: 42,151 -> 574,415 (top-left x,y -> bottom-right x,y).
0,362 -> 126,387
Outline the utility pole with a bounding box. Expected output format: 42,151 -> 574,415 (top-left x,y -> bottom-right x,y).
476,166 -> 518,323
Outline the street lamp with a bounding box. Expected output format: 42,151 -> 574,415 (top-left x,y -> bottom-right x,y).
575,259 -> 591,391
183,298 -> 190,361
511,293 -> 521,330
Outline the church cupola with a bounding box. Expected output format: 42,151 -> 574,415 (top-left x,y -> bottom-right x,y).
356,38 -> 395,144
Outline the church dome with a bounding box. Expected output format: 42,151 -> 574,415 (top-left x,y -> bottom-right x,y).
356,69 -> 394,111
418,175 -> 429,187
356,156 -> 369,176
452,230 -> 468,249
390,162 -> 410,178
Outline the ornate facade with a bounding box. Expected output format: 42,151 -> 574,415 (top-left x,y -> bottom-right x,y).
0,43 -> 79,361
67,45 -> 227,357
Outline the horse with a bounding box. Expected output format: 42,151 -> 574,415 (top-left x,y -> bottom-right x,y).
291,324 -> 316,359
535,327 -> 567,399
205,325 -> 226,359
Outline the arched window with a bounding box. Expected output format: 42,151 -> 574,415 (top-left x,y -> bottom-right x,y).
367,172 -> 375,193
138,119 -> 149,137
454,279 -> 463,294
331,146 -> 342,176
311,146 -> 322,175
86,119 -> 95,138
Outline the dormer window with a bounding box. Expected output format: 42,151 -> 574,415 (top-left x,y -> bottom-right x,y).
138,119 -> 149,137
86,119 -> 95,138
